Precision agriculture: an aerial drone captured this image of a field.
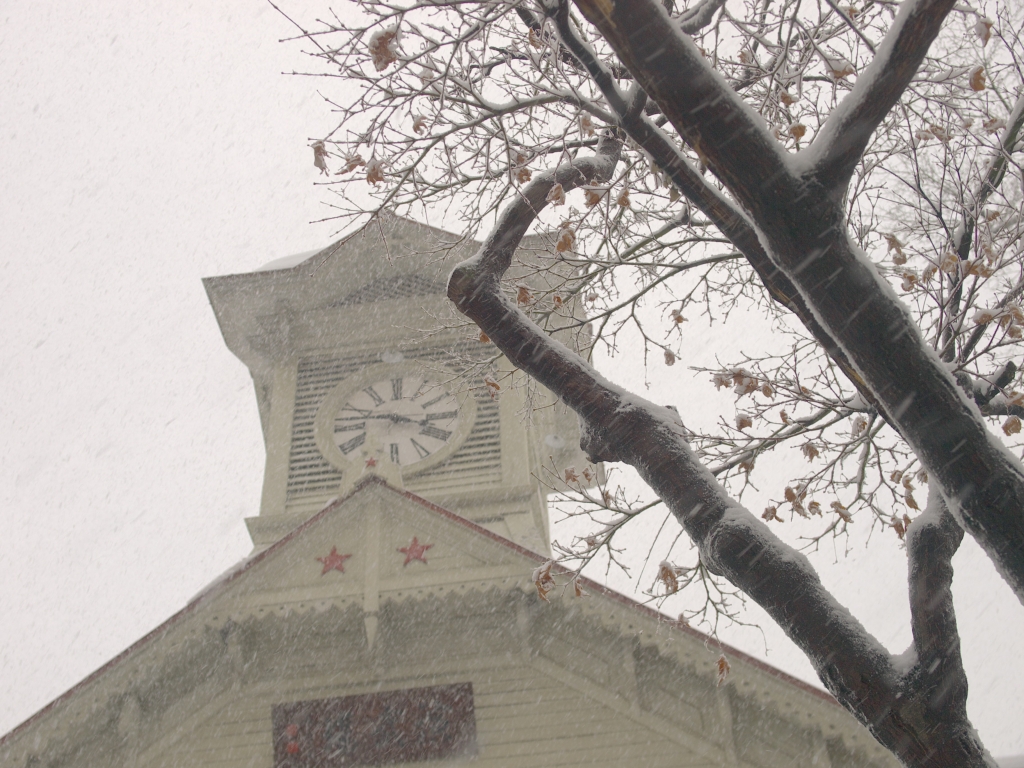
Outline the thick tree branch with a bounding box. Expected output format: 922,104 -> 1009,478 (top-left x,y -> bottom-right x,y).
907,491 -> 966,708
801,0 -> 957,193
754,196 -> 1024,608
898,489 -> 994,767
448,141 -> 994,767
980,401 -> 1024,419
570,0 -> 794,218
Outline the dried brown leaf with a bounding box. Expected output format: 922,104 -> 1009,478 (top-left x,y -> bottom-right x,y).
970,66 -> 986,92
547,183 -> 566,206
555,224 -> 576,253
312,141 -> 328,175
975,17 -> 994,45
716,655 -> 731,686
368,27 -> 400,71
658,561 -> 680,595
365,158 -> 385,185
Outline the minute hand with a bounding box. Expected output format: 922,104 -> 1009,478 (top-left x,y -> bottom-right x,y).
366,413 -> 417,424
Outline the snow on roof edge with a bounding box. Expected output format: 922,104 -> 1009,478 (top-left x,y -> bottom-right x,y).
254,248 -> 322,272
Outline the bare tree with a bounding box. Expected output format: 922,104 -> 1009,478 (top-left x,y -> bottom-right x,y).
278,0 -> 1024,763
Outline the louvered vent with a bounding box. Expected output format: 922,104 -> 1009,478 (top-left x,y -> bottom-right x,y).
331,275 -> 444,307
285,350 -> 501,514
405,393 -> 501,496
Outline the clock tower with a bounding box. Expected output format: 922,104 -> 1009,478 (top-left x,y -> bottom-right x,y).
203,217 -> 591,555
2,217 -> 899,768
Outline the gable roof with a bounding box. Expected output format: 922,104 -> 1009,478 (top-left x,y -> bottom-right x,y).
2,476 -> 848,754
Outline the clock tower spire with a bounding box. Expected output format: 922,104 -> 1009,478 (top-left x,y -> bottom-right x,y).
204,218 -> 594,555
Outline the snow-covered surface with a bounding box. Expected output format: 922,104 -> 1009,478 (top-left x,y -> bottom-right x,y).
255,248 -> 320,272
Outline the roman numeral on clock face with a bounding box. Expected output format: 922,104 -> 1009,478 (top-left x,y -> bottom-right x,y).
390,443 -> 400,464
420,424 -> 452,442
334,420 -> 365,433
420,393 -> 448,409
424,411 -> 458,422
363,386 -> 385,406
410,438 -> 431,459
391,378 -> 403,400
338,432 -> 366,455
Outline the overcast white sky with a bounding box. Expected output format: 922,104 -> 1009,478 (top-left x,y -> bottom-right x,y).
1,0 -> 1022,759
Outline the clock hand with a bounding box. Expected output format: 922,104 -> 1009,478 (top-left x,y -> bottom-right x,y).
365,413 -> 417,424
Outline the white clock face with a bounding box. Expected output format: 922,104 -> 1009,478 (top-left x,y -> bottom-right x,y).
331,375 -> 462,466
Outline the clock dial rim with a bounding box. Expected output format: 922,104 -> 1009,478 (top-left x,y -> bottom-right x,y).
313,362 -> 478,478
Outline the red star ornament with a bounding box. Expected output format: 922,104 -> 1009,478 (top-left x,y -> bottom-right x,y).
364,456 -> 378,468
317,546 -> 352,575
398,536 -> 432,566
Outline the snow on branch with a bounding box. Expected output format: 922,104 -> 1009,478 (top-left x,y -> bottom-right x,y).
677,0 -> 728,35
801,0 -> 957,193
570,0 -> 792,217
